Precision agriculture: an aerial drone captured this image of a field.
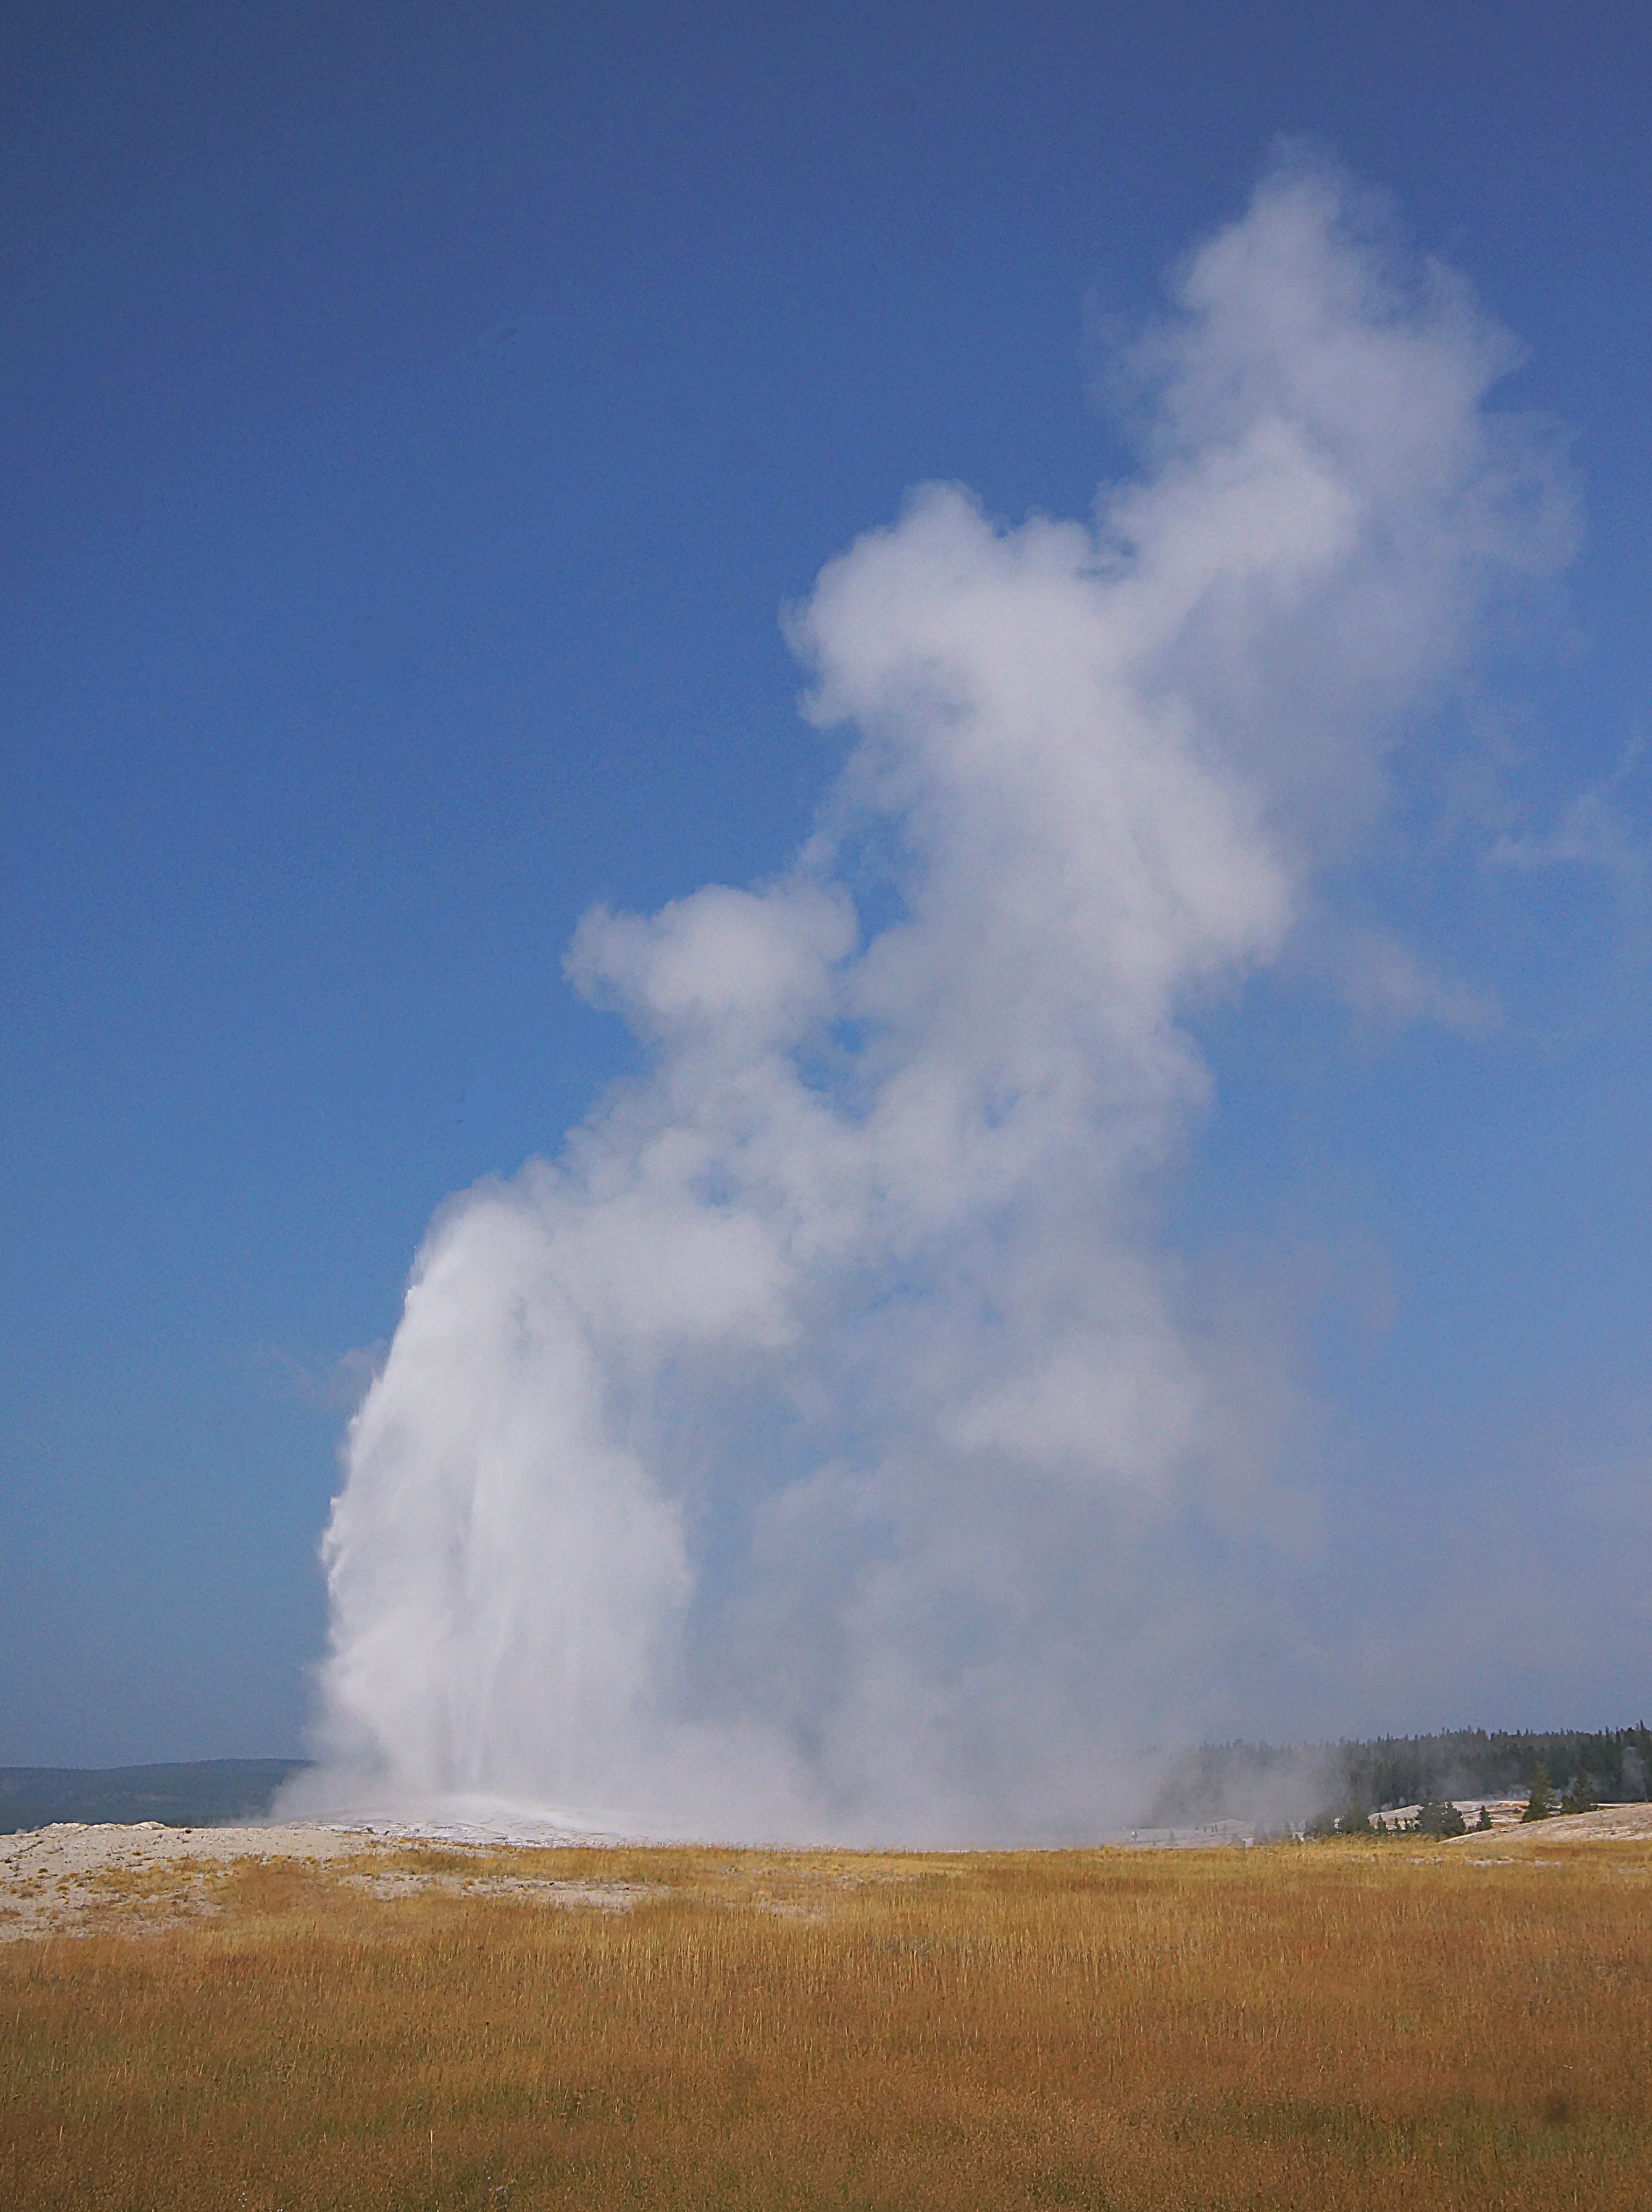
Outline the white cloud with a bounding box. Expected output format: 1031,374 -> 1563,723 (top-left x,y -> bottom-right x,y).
1305,922 -> 1500,1036
290,159 -> 1574,1843
1492,741 -> 1648,881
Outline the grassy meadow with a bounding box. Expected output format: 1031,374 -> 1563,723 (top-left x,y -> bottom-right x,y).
4,1829 -> 1650,2210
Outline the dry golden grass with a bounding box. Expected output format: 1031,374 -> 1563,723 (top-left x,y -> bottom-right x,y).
4,1835 -> 1651,2209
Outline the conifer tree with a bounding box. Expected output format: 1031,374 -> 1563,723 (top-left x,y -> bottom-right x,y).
1417,1796 -> 1467,1837
1522,1763 -> 1554,1821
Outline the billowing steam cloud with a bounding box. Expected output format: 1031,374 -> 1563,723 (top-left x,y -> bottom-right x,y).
294,161 -> 1574,1842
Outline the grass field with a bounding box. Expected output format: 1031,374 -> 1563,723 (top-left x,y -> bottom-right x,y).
4,1827 -> 1650,2210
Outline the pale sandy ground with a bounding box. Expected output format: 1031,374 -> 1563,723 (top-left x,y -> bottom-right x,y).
0,1821 -> 644,1940
1443,1800 -> 1652,1852
7,1800 -> 1651,1941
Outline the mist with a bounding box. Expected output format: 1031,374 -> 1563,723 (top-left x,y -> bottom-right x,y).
287,159 -> 1574,1843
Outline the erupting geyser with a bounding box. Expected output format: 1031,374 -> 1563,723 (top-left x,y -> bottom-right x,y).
288,160 -> 1574,1843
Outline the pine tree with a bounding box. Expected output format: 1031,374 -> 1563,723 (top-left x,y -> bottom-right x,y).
1475,1805 -> 1493,1832
1561,1770 -> 1599,1816
1522,1763 -> 1554,1822
1417,1797 -> 1467,1838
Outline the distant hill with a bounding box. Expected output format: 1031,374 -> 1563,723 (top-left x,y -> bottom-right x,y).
0,1759 -> 311,1834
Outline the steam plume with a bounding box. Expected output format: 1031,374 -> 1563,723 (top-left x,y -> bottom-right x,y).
296,162 -> 1573,1841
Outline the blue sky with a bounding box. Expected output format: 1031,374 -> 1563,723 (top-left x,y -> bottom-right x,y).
4,0 -> 1650,1769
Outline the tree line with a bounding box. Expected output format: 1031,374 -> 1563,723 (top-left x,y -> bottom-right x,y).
1147,1725 -> 1649,1832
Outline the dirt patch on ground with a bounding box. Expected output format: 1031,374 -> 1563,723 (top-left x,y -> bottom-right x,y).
0,1822 -> 391,1938
338,1868 -> 654,1910
0,1822 -> 650,1938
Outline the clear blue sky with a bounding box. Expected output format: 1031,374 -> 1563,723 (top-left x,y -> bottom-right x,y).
4,0 -> 1649,1766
